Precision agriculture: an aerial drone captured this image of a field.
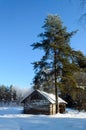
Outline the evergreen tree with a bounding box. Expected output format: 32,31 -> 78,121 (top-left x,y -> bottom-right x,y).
31,14 -> 79,113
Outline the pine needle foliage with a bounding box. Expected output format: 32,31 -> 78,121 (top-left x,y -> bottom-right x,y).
31,14 -> 80,113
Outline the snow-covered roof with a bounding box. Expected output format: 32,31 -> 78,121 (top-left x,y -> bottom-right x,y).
37,90 -> 67,104
22,89 -> 67,104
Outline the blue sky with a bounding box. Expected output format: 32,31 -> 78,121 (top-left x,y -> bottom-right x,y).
0,0 -> 86,88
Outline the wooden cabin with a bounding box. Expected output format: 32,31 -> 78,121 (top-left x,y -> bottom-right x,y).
21,89 -> 67,115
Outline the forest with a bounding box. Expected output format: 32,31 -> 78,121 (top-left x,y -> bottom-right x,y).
0,85 -> 29,106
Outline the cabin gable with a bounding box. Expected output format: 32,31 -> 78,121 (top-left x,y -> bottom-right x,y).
22,90 -> 50,106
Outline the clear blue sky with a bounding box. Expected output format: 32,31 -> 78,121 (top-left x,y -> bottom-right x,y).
0,0 -> 86,88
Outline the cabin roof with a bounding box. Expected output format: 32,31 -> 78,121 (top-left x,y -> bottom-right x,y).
21,89 -> 67,104
37,90 -> 67,104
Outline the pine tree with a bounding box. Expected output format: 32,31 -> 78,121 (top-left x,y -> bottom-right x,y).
31,14 -> 79,113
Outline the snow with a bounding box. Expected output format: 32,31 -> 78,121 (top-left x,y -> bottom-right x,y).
40,91 -> 67,104
0,118 -> 20,130
0,107 -> 86,130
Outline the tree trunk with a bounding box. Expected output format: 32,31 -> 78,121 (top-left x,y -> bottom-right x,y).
54,49 -> 59,114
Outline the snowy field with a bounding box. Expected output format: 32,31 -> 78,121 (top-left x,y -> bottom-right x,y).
0,107 -> 86,130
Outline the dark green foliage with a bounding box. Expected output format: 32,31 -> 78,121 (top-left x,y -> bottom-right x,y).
31,15 -> 79,90
31,14 -> 86,111
72,50 -> 86,70
31,14 -> 81,113
0,85 -> 17,103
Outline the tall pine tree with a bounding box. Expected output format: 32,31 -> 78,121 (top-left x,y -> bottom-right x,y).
31,14 -> 79,113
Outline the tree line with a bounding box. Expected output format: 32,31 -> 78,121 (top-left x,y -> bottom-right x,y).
0,85 -> 29,106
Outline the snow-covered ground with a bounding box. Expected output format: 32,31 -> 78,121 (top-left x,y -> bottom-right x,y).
0,107 -> 86,130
